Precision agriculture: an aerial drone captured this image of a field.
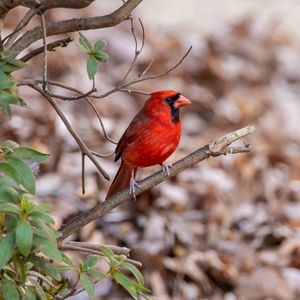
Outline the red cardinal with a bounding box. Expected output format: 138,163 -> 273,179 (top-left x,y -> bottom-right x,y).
106,90 -> 191,199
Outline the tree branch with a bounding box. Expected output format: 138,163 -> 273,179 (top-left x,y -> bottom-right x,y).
58,125 -> 255,241
59,241 -> 142,267
60,241 -> 130,256
9,0 -> 143,56
4,8 -> 36,48
20,81 -> 110,180
20,36 -> 73,62
0,0 -> 95,18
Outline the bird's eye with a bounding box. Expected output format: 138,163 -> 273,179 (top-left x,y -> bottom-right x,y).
165,97 -> 172,103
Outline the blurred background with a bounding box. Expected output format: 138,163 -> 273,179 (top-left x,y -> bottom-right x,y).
2,0 -> 300,299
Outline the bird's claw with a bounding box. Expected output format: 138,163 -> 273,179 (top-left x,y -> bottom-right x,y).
130,177 -> 141,200
161,163 -> 173,176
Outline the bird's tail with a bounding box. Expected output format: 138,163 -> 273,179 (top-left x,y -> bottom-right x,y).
106,161 -> 137,199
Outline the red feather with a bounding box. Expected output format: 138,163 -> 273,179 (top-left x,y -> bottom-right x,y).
106,90 -> 191,198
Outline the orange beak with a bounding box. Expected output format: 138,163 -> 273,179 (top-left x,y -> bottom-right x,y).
174,95 -> 191,109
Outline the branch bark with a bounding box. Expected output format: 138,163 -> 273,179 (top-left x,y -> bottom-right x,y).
9,0 -> 143,56
20,36 -> 73,62
58,125 -> 255,241
0,0 -> 95,18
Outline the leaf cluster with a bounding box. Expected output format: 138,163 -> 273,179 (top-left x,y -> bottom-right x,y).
0,141 -> 150,299
79,33 -> 109,79
0,52 -> 27,117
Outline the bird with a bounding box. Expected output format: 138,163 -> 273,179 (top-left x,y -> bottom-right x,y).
106,90 -> 191,199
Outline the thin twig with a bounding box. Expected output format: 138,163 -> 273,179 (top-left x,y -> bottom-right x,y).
61,241 -> 130,255
85,98 -> 117,144
41,14 -> 48,92
118,88 -> 150,96
59,242 -> 142,267
20,37 -> 73,62
92,46 -> 192,99
59,125 -> 255,240
118,17 -> 144,83
90,150 -> 114,158
4,8 -> 36,48
137,59 -> 153,78
31,78 -> 96,101
24,82 -> 110,180
81,153 -> 86,194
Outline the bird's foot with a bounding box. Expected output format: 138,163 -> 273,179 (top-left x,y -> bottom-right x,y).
161,163 -> 173,176
129,177 -> 141,200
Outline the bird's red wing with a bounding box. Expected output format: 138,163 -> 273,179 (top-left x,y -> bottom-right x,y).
114,113 -> 146,162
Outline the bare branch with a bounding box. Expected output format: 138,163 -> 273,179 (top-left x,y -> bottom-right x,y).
0,0 -> 95,18
81,153 -> 86,194
59,241 -> 142,267
4,8 -> 36,48
9,0 -> 143,56
60,241 -> 130,256
20,37 -> 73,62
118,18 -> 145,83
92,46 -> 192,99
21,81 -> 110,180
41,14 -> 48,92
90,150 -> 114,158
59,125 -> 256,240
85,98 -> 117,144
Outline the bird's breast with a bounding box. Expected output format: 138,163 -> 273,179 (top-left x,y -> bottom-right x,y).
122,122 -> 181,168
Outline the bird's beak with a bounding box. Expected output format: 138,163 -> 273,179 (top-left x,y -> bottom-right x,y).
174,95 -> 191,109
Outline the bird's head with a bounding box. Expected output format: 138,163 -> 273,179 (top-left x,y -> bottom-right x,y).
145,90 -> 191,124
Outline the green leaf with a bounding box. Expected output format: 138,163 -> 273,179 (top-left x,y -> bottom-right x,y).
30,202 -> 53,213
2,63 -> 23,73
79,273 -> 95,299
32,219 -> 57,241
29,279 -> 46,300
0,90 -> 20,105
37,238 -> 62,261
16,219 -> 33,257
0,100 -> 11,117
61,252 -> 75,267
120,261 -> 144,285
140,293 -> 152,300
24,288 -> 37,300
133,281 -> 151,293
0,70 -> 15,89
0,232 -> 15,268
0,186 -> 19,203
5,156 -> 35,194
1,278 -> 19,300
87,56 -> 99,79
94,40 -> 107,52
29,211 -> 55,224
28,255 -> 62,281
79,32 -> 92,52
94,51 -> 109,63
13,148 -> 50,163
0,202 -> 21,214
0,163 -> 19,182
100,245 -> 114,259
112,270 -> 137,299
83,255 -> 100,270
86,268 -> 106,279
0,51 -> 27,69
1,140 -> 19,149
